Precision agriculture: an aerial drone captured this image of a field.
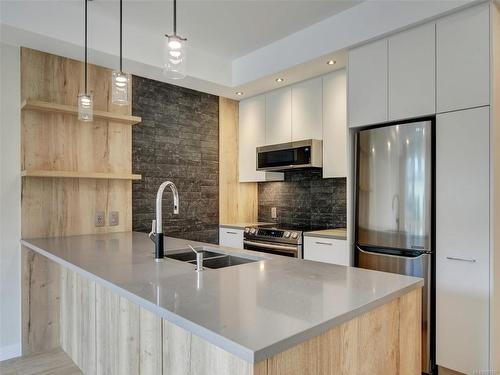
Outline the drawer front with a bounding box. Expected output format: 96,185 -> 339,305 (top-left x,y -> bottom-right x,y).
303,237 -> 349,266
218,228 -> 244,249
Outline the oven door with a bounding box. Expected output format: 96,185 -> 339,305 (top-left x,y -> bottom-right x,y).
243,239 -> 299,258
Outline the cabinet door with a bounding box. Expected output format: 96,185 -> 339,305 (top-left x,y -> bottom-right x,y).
239,95 -> 267,182
291,77 -> 323,141
239,96 -> 283,182
388,23 -> 435,120
219,228 -> 244,249
436,3 -> 490,112
322,69 -> 347,178
265,87 -> 292,145
303,237 -> 349,266
348,39 -> 388,128
436,107 -> 490,374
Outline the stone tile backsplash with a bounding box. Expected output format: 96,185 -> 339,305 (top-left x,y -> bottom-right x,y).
132,76 -> 219,244
258,170 -> 346,229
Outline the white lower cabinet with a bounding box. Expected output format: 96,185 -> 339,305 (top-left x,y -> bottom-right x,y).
436,107 -> 490,374
219,227 -> 244,249
303,236 -> 349,266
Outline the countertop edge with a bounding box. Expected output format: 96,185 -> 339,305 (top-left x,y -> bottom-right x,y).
218,224 -> 246,230
303,232 -> 347,240
21,238 -> 423,364
219,223 -> 273,230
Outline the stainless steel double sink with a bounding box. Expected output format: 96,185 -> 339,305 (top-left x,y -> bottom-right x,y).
165,247 -> 258,269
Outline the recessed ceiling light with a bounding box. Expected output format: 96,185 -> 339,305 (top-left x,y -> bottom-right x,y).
275,78 -> 285,83
327,60 -> 336,65
235,91 -> 243,96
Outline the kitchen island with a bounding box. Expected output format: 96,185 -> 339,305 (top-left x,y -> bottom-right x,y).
21,232 -> 423,375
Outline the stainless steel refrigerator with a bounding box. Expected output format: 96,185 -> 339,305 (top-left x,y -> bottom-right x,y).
354,120 -> 434,374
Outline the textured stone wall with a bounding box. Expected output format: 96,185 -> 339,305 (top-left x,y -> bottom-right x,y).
258,170 -> 346,229
132,76 -> 219,244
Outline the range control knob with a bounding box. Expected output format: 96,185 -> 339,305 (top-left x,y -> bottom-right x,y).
244,227 -> 250,233
284,231 -> 291,238
250,228 -> 256,235
291,232 -> 299,239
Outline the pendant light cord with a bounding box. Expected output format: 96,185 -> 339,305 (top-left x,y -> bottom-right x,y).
84,0 -> 88,94
173,0 -> 176,35
120,0 -> 123,72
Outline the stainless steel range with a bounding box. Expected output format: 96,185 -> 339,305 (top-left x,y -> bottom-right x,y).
244,224 -> 325,258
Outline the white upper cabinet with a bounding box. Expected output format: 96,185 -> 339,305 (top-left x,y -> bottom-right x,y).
322,69 -> 347,178
239,95 -> 283,182
291,77 -> 323,141
348,39 -> 388,128
265,87 -> 292,145
388,23 -> 436,120
436,3 -> 490,112
436,107 -> 490,374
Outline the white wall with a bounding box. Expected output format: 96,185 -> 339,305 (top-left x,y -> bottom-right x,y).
0,43 -> 21,361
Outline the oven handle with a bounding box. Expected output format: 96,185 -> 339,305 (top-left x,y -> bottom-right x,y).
243,240 -> 298,254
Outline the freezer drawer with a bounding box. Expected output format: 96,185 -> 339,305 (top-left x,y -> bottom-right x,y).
357,247 -> 431,373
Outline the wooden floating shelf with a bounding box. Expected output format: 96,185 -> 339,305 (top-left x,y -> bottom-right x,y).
21,99 -> 142,125
21,170 -> 142,180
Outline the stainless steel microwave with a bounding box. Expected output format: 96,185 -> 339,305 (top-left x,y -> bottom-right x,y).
256,139 -> 323,172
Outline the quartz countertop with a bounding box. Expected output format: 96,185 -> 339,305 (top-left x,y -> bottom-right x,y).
21,231 -> 422,363
219,222 -> 272,230
304,228 -> 348,240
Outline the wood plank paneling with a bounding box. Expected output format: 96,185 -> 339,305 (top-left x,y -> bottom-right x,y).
20,47 -> 135,354
60,268 -> 96,374
139,308 -> 163,375
266,288 -> 422,375
95,284 -> 163,375
219,97 -> 258,224
95,284 -> 140,375
21,248 -> 60,355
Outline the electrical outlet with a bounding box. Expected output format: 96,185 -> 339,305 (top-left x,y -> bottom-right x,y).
109,211 -> 119,226
271,207 -> 277,219
95,212 -> 105,227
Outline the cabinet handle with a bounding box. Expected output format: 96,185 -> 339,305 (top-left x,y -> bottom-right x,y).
446,256 -> 476,263
226,231 -> 238,235
315,241 -> 332,246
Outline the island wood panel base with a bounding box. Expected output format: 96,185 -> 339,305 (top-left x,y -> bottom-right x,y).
264,287 -> 421,375
21,248 -> 61,355
58,264 -> 421,375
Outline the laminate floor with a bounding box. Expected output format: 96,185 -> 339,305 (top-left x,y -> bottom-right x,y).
0,348 -> 82,375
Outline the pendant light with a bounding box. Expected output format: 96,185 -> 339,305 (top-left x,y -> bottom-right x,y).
163,0 -> 187,79
78,0 -> 93,121
112,0 -> 129,105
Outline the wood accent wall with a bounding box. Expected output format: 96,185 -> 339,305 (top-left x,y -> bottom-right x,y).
20,48 -> 134,354
218,97 -> 258,224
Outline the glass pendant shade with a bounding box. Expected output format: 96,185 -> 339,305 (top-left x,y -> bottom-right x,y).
163,35 -> 186,79
112,71 -> 129,105
78,93 -> 93,122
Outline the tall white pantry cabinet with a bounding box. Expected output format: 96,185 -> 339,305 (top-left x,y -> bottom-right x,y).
347,2 -> 500,373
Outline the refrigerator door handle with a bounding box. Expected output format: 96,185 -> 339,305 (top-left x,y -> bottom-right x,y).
356,245 -> 429,259
446,256 -> 476,263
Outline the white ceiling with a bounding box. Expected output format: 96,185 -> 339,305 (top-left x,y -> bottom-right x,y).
0,0 -> 474,98
95,0 -> 362,60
